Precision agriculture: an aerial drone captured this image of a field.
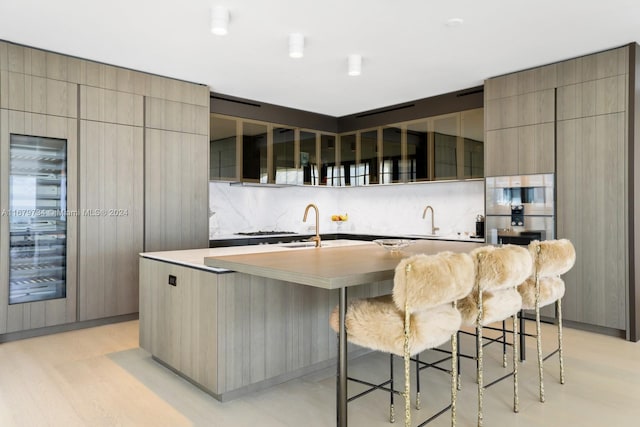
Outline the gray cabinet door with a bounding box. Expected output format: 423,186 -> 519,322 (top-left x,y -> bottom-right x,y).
556,113 -> 626,329
484,75 -> 555,176
145,129 -> 209,251
484,127 -> 518,176
79,120 -> 144,321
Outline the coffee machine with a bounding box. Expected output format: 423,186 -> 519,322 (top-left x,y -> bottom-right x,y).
475,214 -> 485,238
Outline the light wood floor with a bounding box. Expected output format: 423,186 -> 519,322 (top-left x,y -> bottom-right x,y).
0,320 -> 639,426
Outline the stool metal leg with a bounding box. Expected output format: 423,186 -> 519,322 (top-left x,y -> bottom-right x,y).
390,354 -> 396,423
502,320 -> 507,368
403,265 -> 412,427
477,290 -> 484,427
415,353 -> 421,410
513,314 -> 519,413
535,274 -> 545,403
457,331 -> 462,391
451,329 -> 458,427
558,298 -> 565,385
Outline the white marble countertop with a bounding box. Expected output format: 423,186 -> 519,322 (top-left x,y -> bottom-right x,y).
140,239 -> 373,272
209,231 -> 485,243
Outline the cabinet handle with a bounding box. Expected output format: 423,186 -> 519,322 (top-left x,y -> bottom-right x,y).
168,275 -> 177,286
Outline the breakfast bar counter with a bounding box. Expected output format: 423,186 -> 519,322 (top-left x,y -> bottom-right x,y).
139,239 -> 482,425
203,239 -> 482,426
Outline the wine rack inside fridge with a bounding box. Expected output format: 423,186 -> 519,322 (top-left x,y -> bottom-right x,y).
8,134 -> 67,304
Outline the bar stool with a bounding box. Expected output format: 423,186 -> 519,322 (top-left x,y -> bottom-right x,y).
329,251 -> 474,426
518,239 -> 576,403
457,244 -> 533,427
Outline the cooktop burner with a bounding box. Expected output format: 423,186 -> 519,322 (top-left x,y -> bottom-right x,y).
235,231 -> 297,236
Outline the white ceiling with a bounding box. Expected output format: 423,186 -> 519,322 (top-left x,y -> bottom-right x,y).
1,0 -> 639,117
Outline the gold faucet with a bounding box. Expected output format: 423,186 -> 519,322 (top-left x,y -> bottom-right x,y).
303,203 -> 321,247
422,205 -> 439,235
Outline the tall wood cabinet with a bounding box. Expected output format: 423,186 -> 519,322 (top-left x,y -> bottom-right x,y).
0,41 -> 209,335
485,45 -> 638,338
0,44 -> 80,333
484,65 -> 556,176
144,89 -> 210,252
555,48 -> 629,331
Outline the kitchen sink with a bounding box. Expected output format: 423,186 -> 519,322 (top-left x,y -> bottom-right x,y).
278,239 -> 370,249
281,243 -> 317,248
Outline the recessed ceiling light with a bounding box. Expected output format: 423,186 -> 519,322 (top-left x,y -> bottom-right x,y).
348,54 -> 362,76
446,18 -> 464,27
211,6 -> 229,35
289,33 -> 304,58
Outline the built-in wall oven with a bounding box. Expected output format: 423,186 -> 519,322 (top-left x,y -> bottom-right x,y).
485,173 -> 554,245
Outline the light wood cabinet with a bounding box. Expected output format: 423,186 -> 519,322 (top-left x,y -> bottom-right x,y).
484,70 -> 556,176
555,46 -> 629,331
484,128 -> 518,176
517,123 -> 555,174
145,128 -> 209,251
77,80 -> 146,322
557,76 -> 627,120
145,97 -> 209,135
0,39 -> 210,337
0,72 -> 77,118
486,45 -> 632,333
79,121 -> 144,321
139,256 -> 392,400
139,258 -> 218,390
557,47 -> 628,86
557,113 -> 626,329
80,86 -> 144,126
143,88 -> 209,252
484,123 -> 554,176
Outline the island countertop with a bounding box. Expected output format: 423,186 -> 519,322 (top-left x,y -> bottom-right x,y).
203,239 -> 482,289
141,239 -> 371,272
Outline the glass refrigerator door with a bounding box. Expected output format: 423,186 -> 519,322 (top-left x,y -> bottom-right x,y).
9,134 -> 67,304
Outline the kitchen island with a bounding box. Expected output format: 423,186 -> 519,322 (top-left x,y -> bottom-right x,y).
139,239 -> 481,424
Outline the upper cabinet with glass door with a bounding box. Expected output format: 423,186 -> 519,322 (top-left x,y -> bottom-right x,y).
273,126 -> 297,185
398,108 -> 484,182
210,114 -> 238,181
210,113 -> 338,185
461,108 -> 484,179
209,108 -> 483,185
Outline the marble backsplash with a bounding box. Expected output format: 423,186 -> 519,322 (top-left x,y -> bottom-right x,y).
209,180 -> 485,239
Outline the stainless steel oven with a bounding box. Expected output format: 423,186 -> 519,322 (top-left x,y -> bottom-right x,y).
485,173 -> 554,245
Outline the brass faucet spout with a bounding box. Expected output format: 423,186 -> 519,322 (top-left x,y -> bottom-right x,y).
303,203 -> 321,247
422,205 -> 439,235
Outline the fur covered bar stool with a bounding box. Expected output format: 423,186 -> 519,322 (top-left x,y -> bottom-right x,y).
329,251 -> 474,427
457,244 -> 532,427
518,239 -> 576,403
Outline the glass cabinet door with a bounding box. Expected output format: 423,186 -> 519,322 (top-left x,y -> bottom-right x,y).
242,122 -> 268,183
461,108 -> 484,178
433,114 -> 459,180
9,134 -> 67,304
273,127 -> 298,184
210,115 -> 238,180
360,130 -> 378,185
320,135 -> 337,186
339,133 -> 356,186
300,131 -> 318,185
381,127 -> 402,183
407,121 -> 429,182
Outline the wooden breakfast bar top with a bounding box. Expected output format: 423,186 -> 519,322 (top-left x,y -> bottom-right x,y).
203,239 -> 483,289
